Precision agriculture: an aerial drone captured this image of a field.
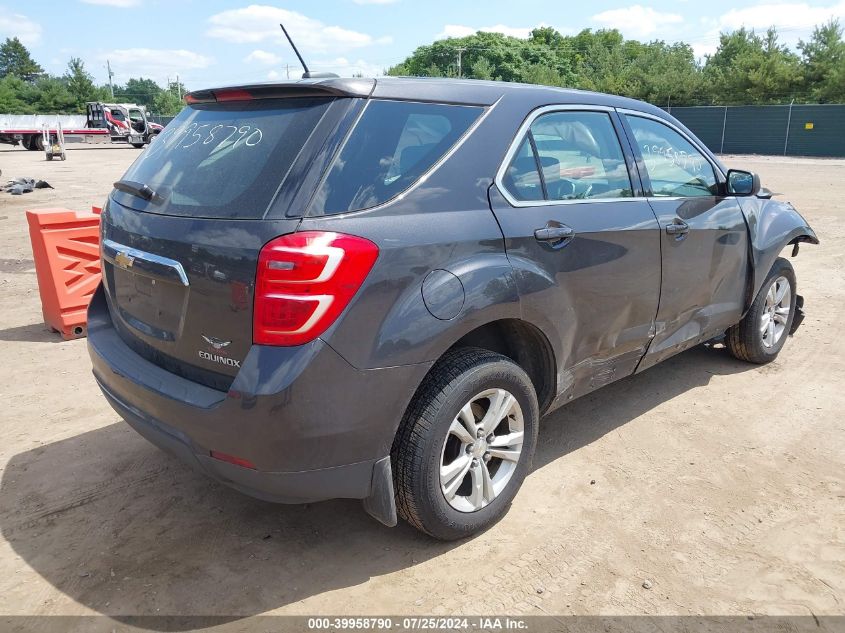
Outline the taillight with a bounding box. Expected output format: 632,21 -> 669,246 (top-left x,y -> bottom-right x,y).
253,232 -> 378,346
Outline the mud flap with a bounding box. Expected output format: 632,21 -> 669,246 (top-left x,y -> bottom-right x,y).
362,456 -> 397,527
790,294 -> 805,335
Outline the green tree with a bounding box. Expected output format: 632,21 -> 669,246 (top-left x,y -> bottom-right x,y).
704,27 -> 801,104
520,63 -> 564,86
152,89 -> 183,115
114,77 -> 162,109
33,76 -> 76,113
0,37 -> 44,81
65,57 -> 102,111
0,75 -> 30,112
471,57 -> 494,80
799,19 -> 845,102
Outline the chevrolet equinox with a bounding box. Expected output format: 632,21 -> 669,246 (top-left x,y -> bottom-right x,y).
88,77 -> 818,539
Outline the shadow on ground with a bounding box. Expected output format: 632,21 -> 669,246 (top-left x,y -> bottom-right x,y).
0,343 -> 753,627
0,322 -> 65,343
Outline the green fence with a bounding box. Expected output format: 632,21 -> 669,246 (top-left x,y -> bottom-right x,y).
667,104 -> 845,158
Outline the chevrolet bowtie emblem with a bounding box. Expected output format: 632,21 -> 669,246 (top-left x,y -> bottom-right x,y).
114,251 -> 135,269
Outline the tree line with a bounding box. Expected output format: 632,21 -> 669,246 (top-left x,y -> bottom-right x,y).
387,21 -> 845,106
1,19 -> 843,115
0,37 -> 184,115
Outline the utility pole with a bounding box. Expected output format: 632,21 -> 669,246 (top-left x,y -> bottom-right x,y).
176,74 -> 181,100
106,60 -> 115,98
455,47 -> 466,78
286,64 -> 290,79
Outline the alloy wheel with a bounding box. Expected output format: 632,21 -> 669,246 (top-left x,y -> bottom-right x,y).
439,388 -> 524,513
760,275 -> 791,349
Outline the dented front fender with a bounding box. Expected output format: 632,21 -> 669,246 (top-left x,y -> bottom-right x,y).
737,196 -> 819,307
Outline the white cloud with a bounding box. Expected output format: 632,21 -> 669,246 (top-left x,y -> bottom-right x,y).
0,9 -> 42,45
80,0 -> 141,6
688,1 -> 845,59
244,49 -> 281,65
592,5 -> 683,39
267,70 -> 281,80
100,48 -> 212,83
206,5 -> 389,53
438,24 -> 538,39
353,0 -> 398,4
716,1 -> 845,32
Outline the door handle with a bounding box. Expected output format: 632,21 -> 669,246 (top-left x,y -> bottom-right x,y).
665,220 -> 690,236
534,225 -> 574,243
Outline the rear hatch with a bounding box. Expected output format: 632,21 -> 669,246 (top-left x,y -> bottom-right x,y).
101,90 -> 359,390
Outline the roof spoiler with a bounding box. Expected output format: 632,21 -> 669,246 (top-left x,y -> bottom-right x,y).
184,79 -> 375,104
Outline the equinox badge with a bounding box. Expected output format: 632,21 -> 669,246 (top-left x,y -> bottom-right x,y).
199,335 -> 240,367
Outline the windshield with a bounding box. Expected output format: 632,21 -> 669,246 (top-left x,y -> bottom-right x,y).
113,97 -> 333,219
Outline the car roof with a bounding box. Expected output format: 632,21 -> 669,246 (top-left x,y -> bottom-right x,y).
188,76 -> 668,116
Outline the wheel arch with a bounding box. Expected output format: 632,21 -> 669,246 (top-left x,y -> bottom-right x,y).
738,196 -> 819,312
438,318 -> 557,415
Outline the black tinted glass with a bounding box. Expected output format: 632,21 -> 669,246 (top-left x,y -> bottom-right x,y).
113,98 -> 333,219
311,100 -> 482,215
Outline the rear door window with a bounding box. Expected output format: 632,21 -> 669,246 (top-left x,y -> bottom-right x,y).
501,136 -> 544,202
500,110 -> 633,204
113,97 -> 334,219
310,100 -> 483,215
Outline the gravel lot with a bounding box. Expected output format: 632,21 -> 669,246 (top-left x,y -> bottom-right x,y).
0,144 -> 843,623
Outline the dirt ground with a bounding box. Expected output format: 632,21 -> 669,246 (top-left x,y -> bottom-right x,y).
0,144 -> 843,624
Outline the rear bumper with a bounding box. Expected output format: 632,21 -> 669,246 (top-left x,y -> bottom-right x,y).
87,284 -> 430,505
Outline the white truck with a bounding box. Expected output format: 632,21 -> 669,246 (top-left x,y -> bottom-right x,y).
0,102 -> 163,151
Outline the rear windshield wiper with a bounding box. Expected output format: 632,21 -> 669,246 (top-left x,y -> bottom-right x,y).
113,179 -> 159,203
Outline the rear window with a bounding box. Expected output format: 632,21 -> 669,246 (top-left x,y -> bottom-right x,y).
112,97 -> 333,219
309,100 -> 483,215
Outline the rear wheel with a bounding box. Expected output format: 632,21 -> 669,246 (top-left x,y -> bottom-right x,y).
726,257 -> 797,364
391,347 -> 539,540
131,143 -> 145,149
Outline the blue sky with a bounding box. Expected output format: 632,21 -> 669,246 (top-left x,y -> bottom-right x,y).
3,0 -> 845,90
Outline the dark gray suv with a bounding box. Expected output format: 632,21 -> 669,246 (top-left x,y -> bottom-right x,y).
88,77 -> 817,539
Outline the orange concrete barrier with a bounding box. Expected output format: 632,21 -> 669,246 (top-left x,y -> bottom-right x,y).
26,207 -> 102,340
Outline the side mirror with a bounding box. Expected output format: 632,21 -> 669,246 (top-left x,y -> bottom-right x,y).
726,169 -> 761,196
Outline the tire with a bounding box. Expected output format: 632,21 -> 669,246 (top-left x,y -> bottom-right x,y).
24,136 -> 38,151
131,143 -> 145,149
32,135 -> 44,152
726,257 -> 797,364
391,347 -> 539,540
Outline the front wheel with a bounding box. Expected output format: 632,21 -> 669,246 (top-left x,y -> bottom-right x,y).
726,257 -> 797,364
391,347 -> 539,540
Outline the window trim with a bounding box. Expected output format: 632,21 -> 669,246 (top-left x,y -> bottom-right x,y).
617,108 -> 726,199
495,104 -> 638,208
